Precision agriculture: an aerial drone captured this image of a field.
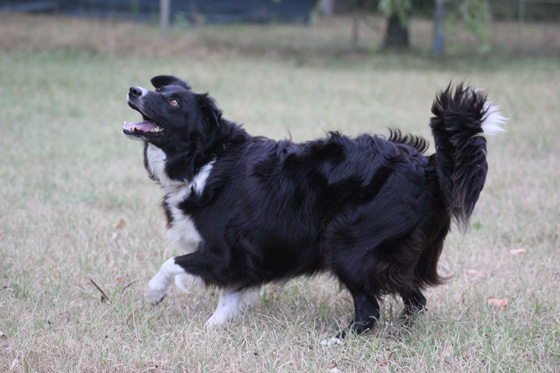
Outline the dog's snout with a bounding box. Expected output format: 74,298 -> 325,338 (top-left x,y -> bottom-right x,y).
129,86 -> 144,98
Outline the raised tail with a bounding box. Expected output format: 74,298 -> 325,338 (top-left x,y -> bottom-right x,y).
430,83 -> 505,231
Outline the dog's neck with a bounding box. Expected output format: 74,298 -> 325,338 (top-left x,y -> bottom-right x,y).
143,143 -> 215,195
143,143 -> 180,188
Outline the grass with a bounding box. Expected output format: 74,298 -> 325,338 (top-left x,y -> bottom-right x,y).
1,13 -> 559,372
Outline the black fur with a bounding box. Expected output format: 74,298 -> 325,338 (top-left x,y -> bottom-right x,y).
124,77 -> 494,337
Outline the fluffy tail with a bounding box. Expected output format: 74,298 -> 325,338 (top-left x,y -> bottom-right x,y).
430,83 -> 505,231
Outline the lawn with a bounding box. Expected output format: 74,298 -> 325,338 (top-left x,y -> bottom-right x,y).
0,13 -> 559,372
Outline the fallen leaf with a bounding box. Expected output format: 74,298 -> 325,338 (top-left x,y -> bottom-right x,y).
466,269 -> 487,278
488,297 -> 508,308
379,350 -> 396,367
115,218 -> 126,230
510,249 -> 527,255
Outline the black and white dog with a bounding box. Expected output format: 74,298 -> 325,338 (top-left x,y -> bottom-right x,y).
123,76 -> 504,338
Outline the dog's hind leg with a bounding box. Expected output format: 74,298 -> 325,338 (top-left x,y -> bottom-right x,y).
398,287 -> 427,326
403,288 -> 426,314
344,286 -> 381,337
323,284 -> 380,345
205,287 -> 260,328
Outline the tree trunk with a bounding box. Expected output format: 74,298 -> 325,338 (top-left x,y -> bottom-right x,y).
383,14 -> 409,49
318,0 -> 336,16
351,11 -> 359,51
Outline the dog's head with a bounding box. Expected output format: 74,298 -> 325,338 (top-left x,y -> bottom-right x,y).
124,75 -> 222,150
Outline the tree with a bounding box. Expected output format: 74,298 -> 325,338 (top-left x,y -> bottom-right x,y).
379,0 -> 412,49
378,0 -> 491,53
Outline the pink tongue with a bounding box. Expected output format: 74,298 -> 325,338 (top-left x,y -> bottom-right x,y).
124,120 -> 159,132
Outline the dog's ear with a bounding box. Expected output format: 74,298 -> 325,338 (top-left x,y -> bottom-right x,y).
196,93 -> 222,129
151,75 -> 192,90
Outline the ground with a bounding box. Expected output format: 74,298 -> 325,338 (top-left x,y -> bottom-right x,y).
0,13 -> 559,372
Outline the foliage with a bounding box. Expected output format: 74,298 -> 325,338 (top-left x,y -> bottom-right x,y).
378,0 -> 412,26
377,0 -> 491,53
457,0 -> 491,53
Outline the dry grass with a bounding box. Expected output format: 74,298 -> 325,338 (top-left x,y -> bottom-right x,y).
1,13 -> 559,372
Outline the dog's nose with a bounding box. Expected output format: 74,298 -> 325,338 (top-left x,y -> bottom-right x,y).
129,86 -> 144,98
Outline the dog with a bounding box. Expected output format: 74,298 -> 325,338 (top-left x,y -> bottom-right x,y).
123,76 -> 504,339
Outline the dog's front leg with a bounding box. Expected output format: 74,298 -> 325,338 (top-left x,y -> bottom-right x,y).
146,257 -> 197,305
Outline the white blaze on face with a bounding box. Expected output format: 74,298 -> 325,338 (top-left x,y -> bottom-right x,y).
127,86 -> 148,101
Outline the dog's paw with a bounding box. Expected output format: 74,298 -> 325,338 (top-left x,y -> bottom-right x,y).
146,277 -> 169,306
204,315 -> 227,328
146,289 -> 166,306
147,293 -> 166,306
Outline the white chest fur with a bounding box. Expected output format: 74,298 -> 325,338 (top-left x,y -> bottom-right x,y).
145,144 -> 214,254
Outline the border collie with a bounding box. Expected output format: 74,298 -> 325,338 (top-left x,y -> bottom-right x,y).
123,76 -> 504,339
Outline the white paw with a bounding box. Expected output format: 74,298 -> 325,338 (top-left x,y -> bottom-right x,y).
205,315 -> 226,328
146,276 -> 169,306
146,258 -> 185,306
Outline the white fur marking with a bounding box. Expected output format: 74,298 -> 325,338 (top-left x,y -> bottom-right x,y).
166,208 -> 202,253
164,162 -> 215,253
174,272 -> 204,293
481,101 -> 507,136
145,144 -> 216,254
192,161 -> 215,196
205,288 -> 260,327
127,86 -> 148,101
146,144 -> 178,187
146,144 -> 215,191
145,145 -> 217,297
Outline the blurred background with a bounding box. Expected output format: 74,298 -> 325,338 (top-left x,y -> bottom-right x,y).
1,0 -> 559,56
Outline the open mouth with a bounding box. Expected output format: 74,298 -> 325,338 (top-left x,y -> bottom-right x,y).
123,101 -> 165,139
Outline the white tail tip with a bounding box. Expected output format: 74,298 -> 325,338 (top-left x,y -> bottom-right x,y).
481,101 -> 507,136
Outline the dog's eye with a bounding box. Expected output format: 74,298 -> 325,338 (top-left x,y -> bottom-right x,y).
170,99 -> 179,106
